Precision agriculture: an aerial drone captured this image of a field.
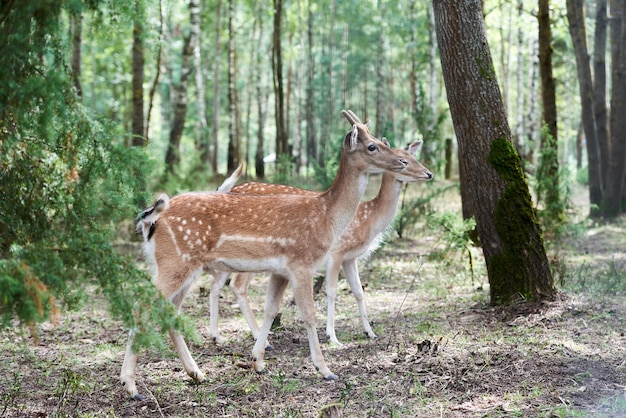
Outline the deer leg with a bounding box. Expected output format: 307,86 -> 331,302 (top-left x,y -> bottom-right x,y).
250,273 -> 288,373
231,272 -> 273,348
209,271 -> 229,345
343,258 -> 376,339
169,286 -> 205,383
120,328 -> 143,400
291,270 -> 337,380
325,257 -> 344,346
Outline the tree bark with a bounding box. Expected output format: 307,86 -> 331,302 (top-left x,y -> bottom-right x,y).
194,0 -> 208,166
514,1 -> 525,157
272,0 -> 288,164
210,0 -> 222,175
145,0 -> 164,142
433,0 -> 555,304
70,12 -> 82,98
605,0 -> 626,216
165,0 -> 201,174
254,0 -> 268,179
566,0 -> 603,216
409,1 -> 418,141
593,0 -> 610,188
375,1 -> 386,138
537,0 -> 560,212
525,36 -> 539,163
227,0 -> 241,173
304,5 -> 317,172
131,5 -> 145,147
243,0 -> 259,175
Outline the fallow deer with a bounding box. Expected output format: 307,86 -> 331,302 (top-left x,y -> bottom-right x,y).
209,138 -> 432,347
121,110 -> 410,399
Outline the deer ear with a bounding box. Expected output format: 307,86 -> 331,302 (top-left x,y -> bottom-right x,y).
350,125 -> 359,150
381,137 -> 390,147
406,140 -> 423,156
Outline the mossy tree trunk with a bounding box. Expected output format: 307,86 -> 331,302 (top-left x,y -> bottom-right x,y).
432,0 -> 556,304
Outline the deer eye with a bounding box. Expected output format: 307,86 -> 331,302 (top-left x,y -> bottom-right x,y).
367,144 -> 377,152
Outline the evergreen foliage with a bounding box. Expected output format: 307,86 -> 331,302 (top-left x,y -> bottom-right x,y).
0,0 -> 183,346
535,124 -> 569,229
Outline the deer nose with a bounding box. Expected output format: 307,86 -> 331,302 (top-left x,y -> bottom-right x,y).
425,172 -> 433,179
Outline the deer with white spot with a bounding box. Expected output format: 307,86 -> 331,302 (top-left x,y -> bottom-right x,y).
121,110 -> 411,399
210,135 -> 432,347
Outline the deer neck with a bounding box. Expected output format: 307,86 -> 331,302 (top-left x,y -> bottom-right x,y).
366,172 -> 404,229
320,154 -> 370,239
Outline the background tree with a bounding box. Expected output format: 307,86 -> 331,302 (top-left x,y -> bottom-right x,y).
536,0 -> 562,220
433,0 -> 556,303
131,1 -> 146,148
593,0 -> 609,189
605,0 -> 626,216
272,0 -> 288,169
226,0 -> 241,172
566,0 -> 602,216
210,0 -> 223,175
165,0 -> 201,175
193,0 -> 208,166
69,10 -> 83,98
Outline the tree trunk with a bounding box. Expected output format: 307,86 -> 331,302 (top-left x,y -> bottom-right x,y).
593,0 -> 610,188
194,0 -> 208,167
433,0 -> 555,304
566,0 -> 603,216
525,36 -> 539,164
605,0 -> 626,216
576,121 -> 584,170
305,6 -> 317,172
210,0 -> 222,175
409,1 -> 418,141
375,1 -> 386,138
537,0 -> 560,213
243,0 -> 260,175
145,0 -> 164,142
254,0 -> 268,179
319,0 -> 336,166
272,0 -> 288,162
70,12 -> 82,98
256,88 -> 269,179
165,0 -> 200,174
227,0 -> 241,173
131,9 -> 145,147
514,1 -> 525,157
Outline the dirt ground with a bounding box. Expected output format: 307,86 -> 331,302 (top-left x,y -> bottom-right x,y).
1,182 -> 625,417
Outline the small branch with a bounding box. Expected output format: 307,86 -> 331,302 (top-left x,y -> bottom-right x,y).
141,383 -> 165,418
385,255 -> 423,350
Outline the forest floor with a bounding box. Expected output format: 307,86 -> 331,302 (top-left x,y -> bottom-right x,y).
1,180 -> 625,417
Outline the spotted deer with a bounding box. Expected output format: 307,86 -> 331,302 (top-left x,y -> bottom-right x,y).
210,138 -> 432,347
121,110 -> 411,399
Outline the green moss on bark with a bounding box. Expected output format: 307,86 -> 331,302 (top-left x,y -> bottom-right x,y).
487,137 -> 544,303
